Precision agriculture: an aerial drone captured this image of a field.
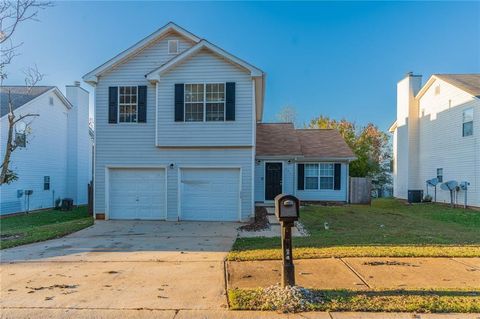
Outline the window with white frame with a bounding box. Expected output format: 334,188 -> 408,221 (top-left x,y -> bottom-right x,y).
185,84 -> 204,122
305,164 -> 319,189
437,168 -> 443,183
119,86 -> 137,123
462,108 -> 473,137
304,163 -> 335,190
168,40 -> 179,54
184,83 -> 225,122
320,164 -> 334,189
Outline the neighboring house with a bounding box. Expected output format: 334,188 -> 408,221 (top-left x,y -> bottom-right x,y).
83,22 -> 355,222
0,83 -> 92,215
389,73 -> 480,207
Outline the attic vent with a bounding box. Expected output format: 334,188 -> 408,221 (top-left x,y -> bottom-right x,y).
168,40 -> 179,54
49,96 -> 54,105
434,85 -> 441,95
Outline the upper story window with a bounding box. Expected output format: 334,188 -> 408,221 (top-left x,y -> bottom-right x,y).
462,108 -> 473,137
304,163 -> 334,190
184,83 -> 225,122
49,96 -> 54,105
168,40 -> 179,54
436,168 -> 443,183
434,85 -> 441,95
119,86 -> 137,123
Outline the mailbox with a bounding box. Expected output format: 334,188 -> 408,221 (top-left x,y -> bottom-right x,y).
274,194 -> 300,222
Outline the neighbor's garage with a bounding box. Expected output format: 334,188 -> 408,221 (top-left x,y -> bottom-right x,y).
108,168 -> 166,220
179,168 -> 240,221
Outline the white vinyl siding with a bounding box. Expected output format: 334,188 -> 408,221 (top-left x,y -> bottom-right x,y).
0,93 -> 69,214
254,160 -> 348,203
92,34 -> 256,220
394,77 -> 480,207
157,48 -> 253,147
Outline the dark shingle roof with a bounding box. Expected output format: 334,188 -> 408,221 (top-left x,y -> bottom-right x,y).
256,123 -> 302,156
256,123 -> 355,159
295,129 -> 355,158
1,86 -> 54,117
434,74 -> 480,98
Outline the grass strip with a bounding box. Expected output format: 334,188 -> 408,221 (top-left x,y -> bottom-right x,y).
228,288 -> 480,313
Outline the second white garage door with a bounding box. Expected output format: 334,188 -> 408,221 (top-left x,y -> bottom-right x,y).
180,168 -> 240,221
109,168 -> 166,220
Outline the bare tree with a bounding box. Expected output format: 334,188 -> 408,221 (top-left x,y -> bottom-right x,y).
0,0 -> 51,185
276,105 -> 298,125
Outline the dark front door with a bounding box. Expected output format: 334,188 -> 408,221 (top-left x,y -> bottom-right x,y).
265,162 -> 283,200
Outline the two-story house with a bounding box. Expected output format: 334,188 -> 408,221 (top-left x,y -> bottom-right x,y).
390,73 -> 479,207
0,83 -> 92,215
83,22 -> 355,221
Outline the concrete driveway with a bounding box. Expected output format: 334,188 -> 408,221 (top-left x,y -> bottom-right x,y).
1,221 -> 240,315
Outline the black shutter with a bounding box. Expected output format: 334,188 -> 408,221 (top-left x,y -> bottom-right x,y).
334,163 -> 341,190
297,164 -> 305,190
108,87 -> 118,124
225,82 -> 235,121
137,86 -> 147,123
174,83 -> 184,122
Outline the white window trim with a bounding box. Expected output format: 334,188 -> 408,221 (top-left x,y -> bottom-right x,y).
168,39 -> 179,55
117,86 -> 139,124
462,107 -> 474,137
183,82 -> 226,123
303,162 -> 335,191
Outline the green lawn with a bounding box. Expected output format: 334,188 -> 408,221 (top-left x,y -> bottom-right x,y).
229,198 -> 480,260
0,206 -> 94,249
229,288 -> 480,313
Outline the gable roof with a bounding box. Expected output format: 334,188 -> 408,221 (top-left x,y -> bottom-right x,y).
434,74 -> 480,98
82,22 -> 201,84
1,86 -> 72,118
415,74 -> 480,100
256,123 -> 356,160
145,39 -> 263,80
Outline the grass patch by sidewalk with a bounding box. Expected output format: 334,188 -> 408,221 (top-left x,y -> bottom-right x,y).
228,288 -> 480,313
0,206 -> 93,249
229,198 -> 480,261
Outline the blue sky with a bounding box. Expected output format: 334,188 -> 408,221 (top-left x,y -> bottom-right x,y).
6,1 -> 480,130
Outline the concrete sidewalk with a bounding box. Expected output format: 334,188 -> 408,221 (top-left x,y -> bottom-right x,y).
1,308 -> 478,318
228,257 -> 480,289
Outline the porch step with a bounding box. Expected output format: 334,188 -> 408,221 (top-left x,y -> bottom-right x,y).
267,214 -> 280,225
265,207 -> 275,215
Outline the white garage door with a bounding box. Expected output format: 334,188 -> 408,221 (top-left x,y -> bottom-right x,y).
109,168 -> 166,220
180,168 -> 240,221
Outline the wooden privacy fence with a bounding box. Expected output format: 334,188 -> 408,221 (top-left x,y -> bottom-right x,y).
350,177 -> 372,204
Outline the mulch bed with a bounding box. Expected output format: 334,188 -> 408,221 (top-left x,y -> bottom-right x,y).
239,206 -> 269,232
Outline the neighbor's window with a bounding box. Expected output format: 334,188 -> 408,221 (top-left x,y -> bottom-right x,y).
44,176 -> 50,190
436,168 -> 443,183
15,132 -> 26,147
305,164 -> 319,190
184,83 -> 225,122
319,163 -> 334,189
462,108 -> 473,137
119,86 -> 137,123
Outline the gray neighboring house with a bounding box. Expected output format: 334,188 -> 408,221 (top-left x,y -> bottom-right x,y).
83,22 -> 355,222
